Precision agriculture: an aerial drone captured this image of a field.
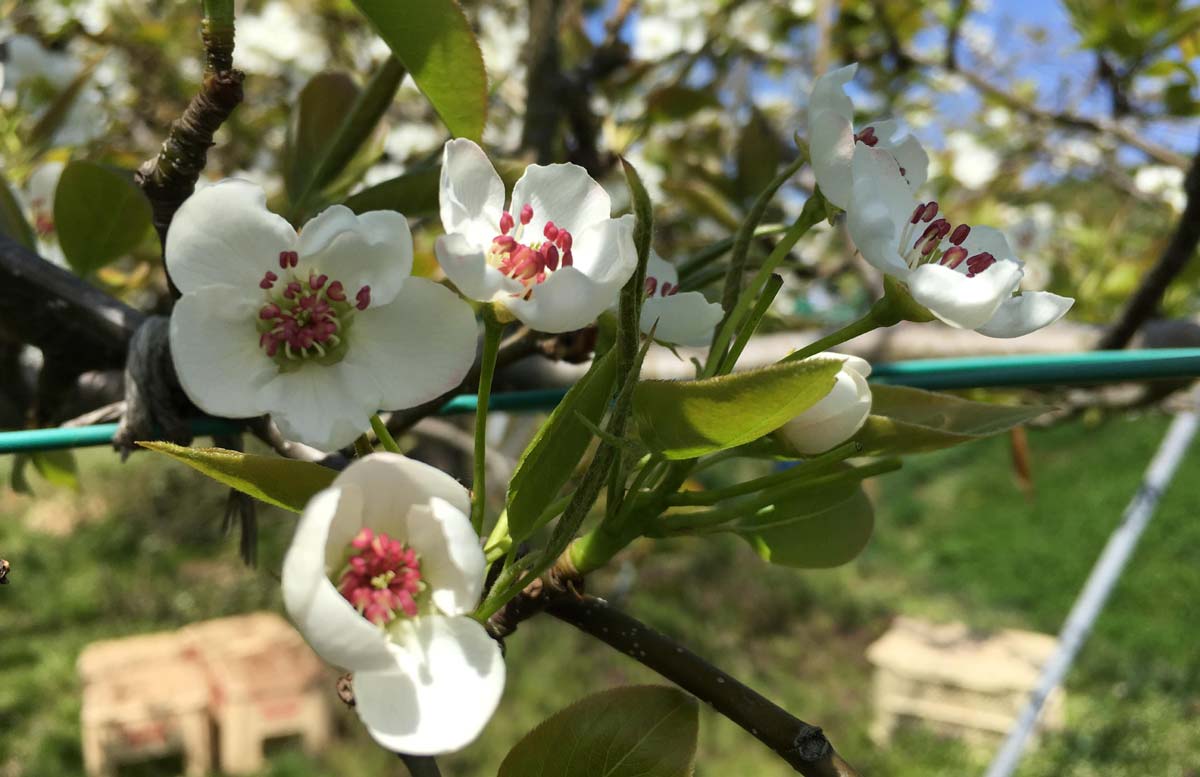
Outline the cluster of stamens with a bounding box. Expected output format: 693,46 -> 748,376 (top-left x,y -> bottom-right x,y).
897,201 -> 996,278
487,204 -> 575,293
644,275 -> 680,298
336,528 -> 424,625
256,250 -> 370,361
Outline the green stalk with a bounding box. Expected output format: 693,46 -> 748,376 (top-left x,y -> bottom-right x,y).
664,441 -> 861,507
471,306 -> 504,535
676,223 -> 787,282
661,458 -> 901,534
706,193 -> 824,376
717,273 -> 783,374
353,434 -> 374,458
369,415 -> 401,454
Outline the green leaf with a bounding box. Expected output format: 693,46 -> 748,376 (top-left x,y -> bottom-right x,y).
28,64 -> 95,149
343,164 -> 441,215
634,358 -> 842,460
284,72 -> 363,204
739,480 -> 874,569
506,348 -> 618,542
498,686 -> 698,777
0,176 -> 36,249
29,450 -> 80,491
138,442 -> 336,512
53,161 -> 152,275
350,0 -> 487,140
288,58 -> 407,212
853,385 -> 1051,456
736,107 -> 782,204
646,85 -> 721,122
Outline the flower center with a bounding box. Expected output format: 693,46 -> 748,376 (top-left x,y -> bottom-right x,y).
896,201 -> 995,278
337,528 -> 424,626
486,204 -> 575,296
256,250 -> 371,368
644,275 -> 680,298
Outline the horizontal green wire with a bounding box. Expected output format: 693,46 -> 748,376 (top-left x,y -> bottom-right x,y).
3,350 -> 1199,455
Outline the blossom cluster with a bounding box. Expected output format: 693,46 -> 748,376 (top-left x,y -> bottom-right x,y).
149,60 -> 1076,759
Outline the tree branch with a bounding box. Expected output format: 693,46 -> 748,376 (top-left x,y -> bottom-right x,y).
136,1 -> 244,266
545,595 -> 861,777
1099,135 -> 1200,349
0,235 -> 144,372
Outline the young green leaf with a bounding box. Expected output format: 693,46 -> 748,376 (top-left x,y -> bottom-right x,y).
854,384 -> 1051,456
53,161 -> 152,275
506,349 -> 619,542
343,164 -> 441,215
498,686 -> 699,777
284,72 -> 362,205
634,357 -> 842,459
138,442 -> 336,512
350,0 -> 488,140
0,177 -> 36,250
739,483 -> 874,569
29,450 -> 79,491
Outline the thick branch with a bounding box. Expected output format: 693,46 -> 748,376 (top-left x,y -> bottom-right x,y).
545,595 -> 860,777
0,235 -> 144,371
520,0 -> 564,162
1099,137 -> 1200,349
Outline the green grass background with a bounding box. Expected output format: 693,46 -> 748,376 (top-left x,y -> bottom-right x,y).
1,410 -> 1198,776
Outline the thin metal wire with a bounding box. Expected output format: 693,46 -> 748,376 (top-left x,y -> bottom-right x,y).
2,350 -> 1199,455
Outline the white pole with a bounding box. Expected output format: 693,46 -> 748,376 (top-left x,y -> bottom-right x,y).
984,396 -> 1200,777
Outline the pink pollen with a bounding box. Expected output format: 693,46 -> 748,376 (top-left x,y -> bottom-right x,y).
562,249 -> 573,267
356,285 -> 371,310
337,528 -> 423,625
259,304 -> 281,320
645,276 -> 658,296
950,224 -> 971,245
520,204 -> 533,225
941,246 -> 968,269
499,211 -> 514,234
311,273 -> 328,290
922,202 -> 939,223
557,231 -> 572,252
854,126 -> 879,147
542,243 -> 560,271
544,221 -> 559,241
326,281 -> 346,302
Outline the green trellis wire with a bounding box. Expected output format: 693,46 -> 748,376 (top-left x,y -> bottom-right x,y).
3,349 -> 1200,456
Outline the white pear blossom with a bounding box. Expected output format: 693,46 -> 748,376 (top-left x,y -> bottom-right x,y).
633,3 -> 709,61
778,353 -> 872,455
235,1 -> 327,77
847,146 -> 1073,338
946,130 -> 1000,190
639,252 -> 723,346
436,139 -> 637,333
20,161 -> 67,267
807,63 -> 928,210
1134,165 -> 1186,212
283,453 -> 504,754
167,180 -> 478,451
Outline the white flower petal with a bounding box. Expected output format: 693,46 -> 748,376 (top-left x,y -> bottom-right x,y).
353,616 -> 505,755
510,162 -> 613,237
165,180 -> 297,293
332,453 -> 472,541
809,108 -> 855,208
282,486 -> 396,672
300,207 -> 413,306
808,63 -> 857,122
405,497 -> 486,616
341,278 -> 478,412
976,291 -> 1074,338
885,134 -> 929,193
779,353 -> 872,455
440,138 -> 506,249
435,233 -> 524,301
642,292 -> 723,346
907,259 -> 1023,331
503,267 -> 615,333
958,224 -> 1016,262
645,251 -> 679,286
565,213 -> 638,288
168,285 -> 274,418
261,364 -> 375,451
846,146 -> 917,276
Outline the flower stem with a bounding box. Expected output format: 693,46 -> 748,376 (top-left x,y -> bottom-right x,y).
707,193 -> 824,376
471,306 -> 504,535
664,441 -> 861,507
781,294 -> 902,364
369,414 -> 401,454
717,273 -> 783,374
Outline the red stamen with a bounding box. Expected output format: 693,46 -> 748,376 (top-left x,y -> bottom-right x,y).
645,276 -> 658,296
520,204 -> 533,225
499,211 -> 514,234
326,281 -> 346,301
950,224 -> 970,245
356,285 -> 371,311
544,221 -> 559,241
